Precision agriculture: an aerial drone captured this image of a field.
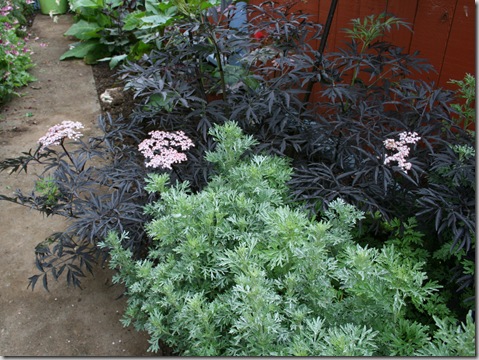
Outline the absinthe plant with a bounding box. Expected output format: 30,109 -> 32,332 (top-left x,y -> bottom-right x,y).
100,122 -> 474,356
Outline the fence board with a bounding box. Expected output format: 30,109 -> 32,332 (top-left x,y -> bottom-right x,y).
438,0 -> 475,85
328,0 -> 361,50
407,0 -> 457,84
385,0 -> 418,53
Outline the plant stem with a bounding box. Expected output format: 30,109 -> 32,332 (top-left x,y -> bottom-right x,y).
303,0 -> 339,105
60,141 -> 76,167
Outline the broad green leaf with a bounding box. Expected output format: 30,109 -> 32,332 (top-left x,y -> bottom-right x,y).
130,41 -> 153,59
64,20 -> 101,40
109,54 -> 128,69
145,0 -> 159,14
96,12 -> 114,27
122,11 -> 145,31
84,45 -> 112,64
139,14 -> 173,29
98,53 -> 128,68
59,40 -> 100,60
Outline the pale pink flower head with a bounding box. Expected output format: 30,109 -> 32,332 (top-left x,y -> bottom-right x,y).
38,120 -> 84,150
383,131 -> 420,173
138,130 -> 194,170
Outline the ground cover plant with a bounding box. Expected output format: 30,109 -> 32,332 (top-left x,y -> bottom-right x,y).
0,0 -> 36,102
100,122 -> 475,356
0,0 -> 475,354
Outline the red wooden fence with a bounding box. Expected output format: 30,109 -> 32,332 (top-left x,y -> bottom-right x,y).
248,0 -> 475,89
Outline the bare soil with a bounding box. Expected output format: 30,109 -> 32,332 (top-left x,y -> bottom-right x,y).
0,13 -> 154,356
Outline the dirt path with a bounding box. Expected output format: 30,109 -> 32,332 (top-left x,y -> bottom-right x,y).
0,14 -> 152,356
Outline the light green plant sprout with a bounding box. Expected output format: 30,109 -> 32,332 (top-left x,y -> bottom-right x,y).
449,73 -> 475,133
342,13 -> 411,87
34,176 -> 60,207
344,13 -> 411,52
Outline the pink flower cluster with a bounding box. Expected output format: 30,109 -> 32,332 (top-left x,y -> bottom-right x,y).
0,5 -> 13,16
383,131 -> 421,172
38,121 -> 84,150
138,130 -> 194,170
1,35 -> 34,57
0,0 -> 33,16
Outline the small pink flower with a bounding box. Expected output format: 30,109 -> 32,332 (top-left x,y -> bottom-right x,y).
383,131 -> 420,173
38,121 -> 84,150
138,130 -> 194,170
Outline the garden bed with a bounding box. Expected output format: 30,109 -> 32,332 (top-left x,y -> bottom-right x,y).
0,0 -> 475,356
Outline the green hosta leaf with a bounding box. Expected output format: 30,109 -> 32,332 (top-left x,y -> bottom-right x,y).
59,40 -> 110,64
60,41 -> 99,60
64,20 -> 101,40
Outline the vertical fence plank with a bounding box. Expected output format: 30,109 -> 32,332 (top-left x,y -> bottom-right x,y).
385,0 -> 418,53
438,0 -> 475,86
325,0 -> 361,51
358,0 -> 388,19
408,0 -> 457,84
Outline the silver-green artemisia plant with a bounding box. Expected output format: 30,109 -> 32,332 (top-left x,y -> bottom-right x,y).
101,122 -> 475,356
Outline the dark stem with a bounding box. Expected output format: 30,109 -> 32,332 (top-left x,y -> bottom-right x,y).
302,0 -> 339,106
60,141 -> 76,167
